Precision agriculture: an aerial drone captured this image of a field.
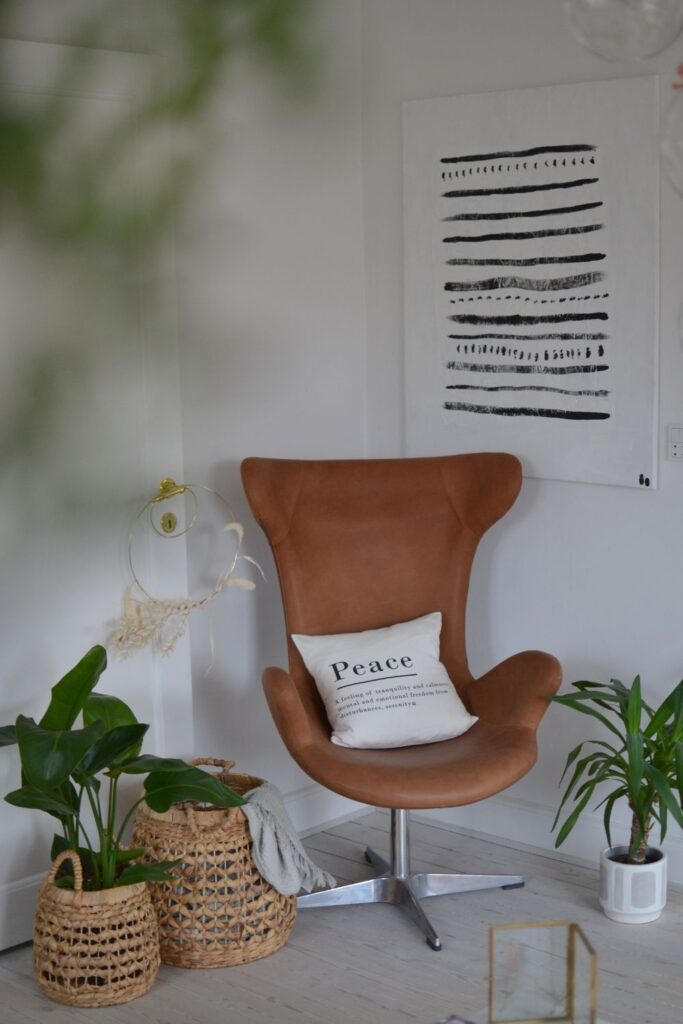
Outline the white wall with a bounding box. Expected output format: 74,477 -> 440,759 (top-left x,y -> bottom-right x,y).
178,0 -> 683,872
0,40 -> 194,948
177,1 -> 369,829
360,0 -> 683,880
4,0 -> 680,902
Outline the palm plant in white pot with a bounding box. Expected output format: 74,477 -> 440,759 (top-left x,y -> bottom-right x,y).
551,675 -> 683,923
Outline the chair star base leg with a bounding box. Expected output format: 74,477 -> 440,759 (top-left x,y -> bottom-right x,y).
297,866 -> 524,950
297,810 -> 525,950
297,874 -> 443,949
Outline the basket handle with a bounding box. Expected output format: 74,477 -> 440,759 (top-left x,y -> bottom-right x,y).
190,757 -> 236,772
45,850 -> 84,891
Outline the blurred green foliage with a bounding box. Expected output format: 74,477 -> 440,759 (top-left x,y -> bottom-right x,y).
0,0 -> 314,497
0,0 -> 314,251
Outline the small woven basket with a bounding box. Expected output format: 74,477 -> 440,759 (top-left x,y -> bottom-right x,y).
132,757 -> 296,968
33,850 -> 160,1007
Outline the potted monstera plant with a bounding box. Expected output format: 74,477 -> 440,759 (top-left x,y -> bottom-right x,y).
551,675 -> 683,923
0,645 -> 244,1006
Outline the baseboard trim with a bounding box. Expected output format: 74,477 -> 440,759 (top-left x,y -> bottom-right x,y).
414,792 -> 683,888
0,872 -> 42,950
283,782 -> 368,838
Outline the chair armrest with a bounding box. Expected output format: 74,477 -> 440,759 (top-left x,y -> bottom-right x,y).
262,667 -> 331,752
464,650 -> 562,732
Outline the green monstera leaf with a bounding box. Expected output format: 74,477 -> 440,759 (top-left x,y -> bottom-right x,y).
80,724 -> 149,775
39,646 -> 107,732
15,715 -> 105,789
83,691 -> 138,730
6,785 -> 77,819
143,765 -> 245,812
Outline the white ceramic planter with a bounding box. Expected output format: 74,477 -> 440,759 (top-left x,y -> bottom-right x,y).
599,846 -> 667,924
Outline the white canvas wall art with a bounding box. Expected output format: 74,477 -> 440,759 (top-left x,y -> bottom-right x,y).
403,77 -> 659,488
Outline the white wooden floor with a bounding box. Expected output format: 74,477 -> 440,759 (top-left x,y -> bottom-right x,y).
1,811 -> 681,1024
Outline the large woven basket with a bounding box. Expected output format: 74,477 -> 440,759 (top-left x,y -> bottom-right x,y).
33,850 -> 160,1007
132,758 -> 296,968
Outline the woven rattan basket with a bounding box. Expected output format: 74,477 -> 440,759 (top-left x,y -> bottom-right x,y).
132,758 -> 296,968
33,850 -> 160,1007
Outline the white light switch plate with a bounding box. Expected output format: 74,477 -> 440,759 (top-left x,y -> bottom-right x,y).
668,424 -> 683,460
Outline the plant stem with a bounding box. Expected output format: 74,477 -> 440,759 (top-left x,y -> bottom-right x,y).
83,779 -> 106,884
629,811 -> 653,863
114,793 -> 148,858
78,820 -> 100,889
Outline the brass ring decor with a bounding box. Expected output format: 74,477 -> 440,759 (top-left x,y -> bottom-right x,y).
108,477 -> 263,656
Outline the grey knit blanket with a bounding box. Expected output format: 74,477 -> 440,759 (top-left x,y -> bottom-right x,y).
243,782 -> 336,897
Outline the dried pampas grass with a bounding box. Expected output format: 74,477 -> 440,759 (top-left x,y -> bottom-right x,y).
109,521 -> 261,657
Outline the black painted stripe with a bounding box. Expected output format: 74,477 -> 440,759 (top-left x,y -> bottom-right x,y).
444,273 -> 605,292
443,224 -> 603,244
444,401 -> 609,420
445,384 -> 610,397
448,334 -> 609,343
450,313 -> 608,326
441,145 -> 596,164
446,361 -> 609,374
443,178 -> 598,198
446,254 -> 606,266
444,201 -> 603,221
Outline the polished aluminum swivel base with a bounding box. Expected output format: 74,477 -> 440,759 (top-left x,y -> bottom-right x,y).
297,809 -> 524,951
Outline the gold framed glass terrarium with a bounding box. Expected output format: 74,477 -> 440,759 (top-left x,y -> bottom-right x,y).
488,921 -> 598,1024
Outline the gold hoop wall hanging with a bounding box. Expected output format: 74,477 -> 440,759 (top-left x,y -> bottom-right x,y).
109,477 -> 263,657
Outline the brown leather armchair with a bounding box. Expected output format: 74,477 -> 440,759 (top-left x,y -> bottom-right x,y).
241,453 -> 561,950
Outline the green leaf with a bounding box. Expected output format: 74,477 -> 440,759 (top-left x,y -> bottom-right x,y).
0,724 -> 17,746
626,676 -> 642,734
550,694 -> 625,742
643,680 -> 679,738
83,692 -> 138,730
39,646 -> 107,732
644,764 -> 683,829
81,724 -> 149,775
601,790 -> 623,849
5,785 -> 76,818
116,860 -> 181,886
554,788 -> 593,848
50,834 -> 94,875
558,742 -> 586,785
625,731 -> 645,804
115,847 -> 145,863
659,802 -> 669,844
675,742 -> 683,807
573,680 -> 613,691
672,683 -> 683,742
121,754 -> 200,775
143,765 -> 245,812
553,752 -> 610,830
53,875 -> 76,889
15,715 -> 105,789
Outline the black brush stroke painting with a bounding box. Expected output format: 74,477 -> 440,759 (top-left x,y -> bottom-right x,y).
443,224 -> 603,244
438,141 -> 612,423
446,253 -> 606,266
440,144 -> 596,164
442,177 -> 598,198
444,272 -> 605,291
443,401 -> 609,420
443,201 -> 603,222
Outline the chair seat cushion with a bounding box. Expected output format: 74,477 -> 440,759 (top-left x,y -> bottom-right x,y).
291,612 -> 478,749
297,722 -> 538,809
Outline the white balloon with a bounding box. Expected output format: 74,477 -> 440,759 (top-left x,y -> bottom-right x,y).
564,0 -> 683,60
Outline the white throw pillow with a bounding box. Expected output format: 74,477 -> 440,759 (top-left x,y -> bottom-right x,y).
291,612 -> 477,749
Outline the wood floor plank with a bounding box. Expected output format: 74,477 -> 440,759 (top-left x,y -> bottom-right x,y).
1,812 -> 681,1024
